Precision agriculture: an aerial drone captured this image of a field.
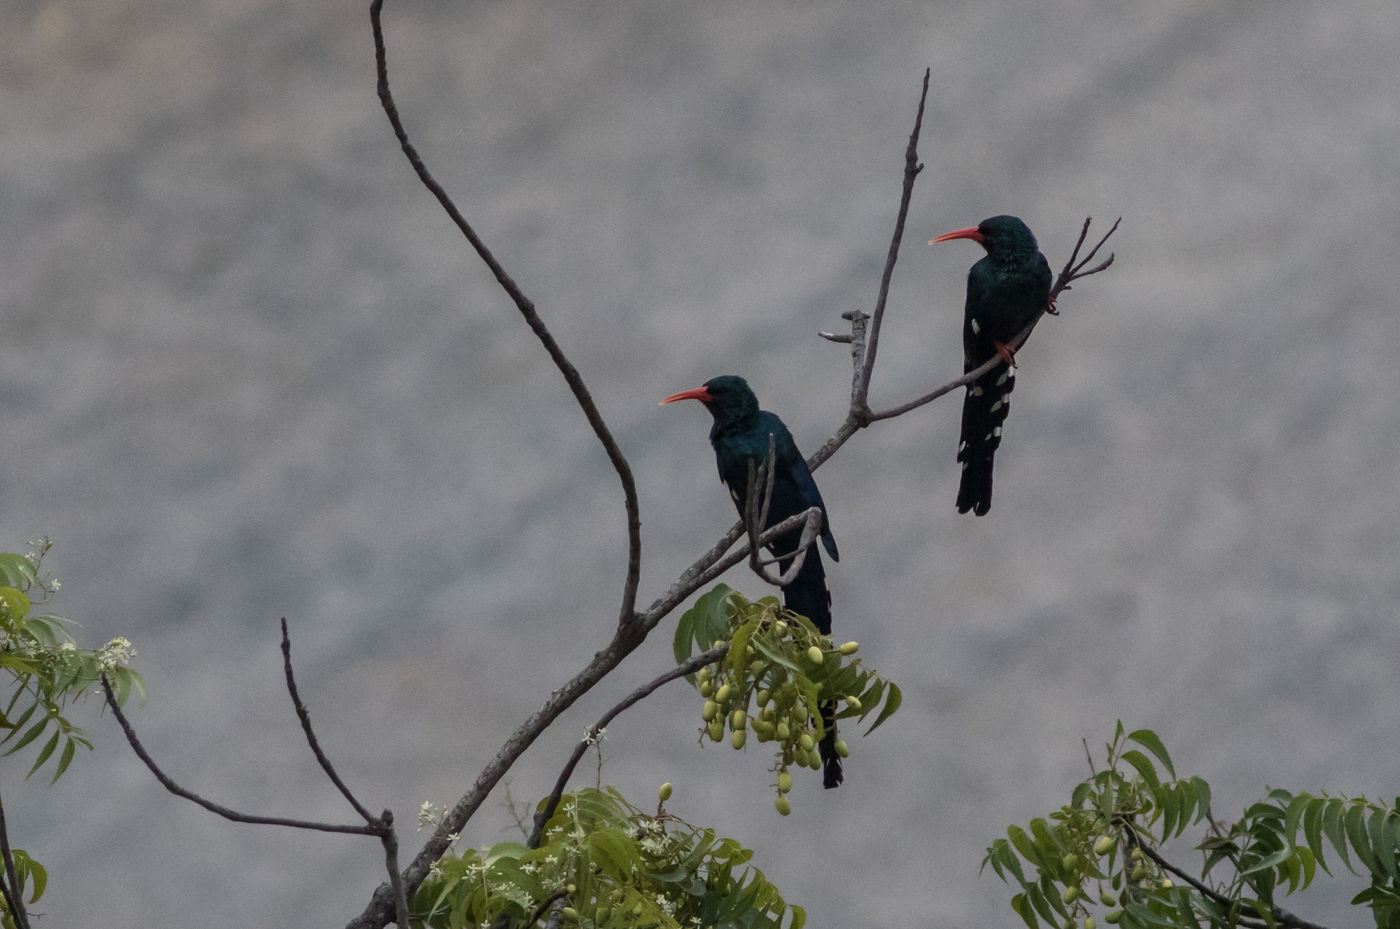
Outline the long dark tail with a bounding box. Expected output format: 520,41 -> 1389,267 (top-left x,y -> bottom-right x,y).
778,552 -> 843,788
956,362 -> 1016,516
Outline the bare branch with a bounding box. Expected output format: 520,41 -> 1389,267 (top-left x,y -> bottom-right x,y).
527,644 -> 729,848
101,674 -> 379,836
368,0 -> 643,629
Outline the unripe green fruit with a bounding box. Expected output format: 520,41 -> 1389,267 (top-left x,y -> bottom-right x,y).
659,782 -> 673,802
777,771 -> 792,793
748,659 -> 765,676
708,720 -> 724,741
777,721 -> 791,741
845,695 -> 862,711
751,720 -> 773,740
1094,836 -> 1117,856
799,732 -> 815,751
698,665 -> 713,681
701,700 -> 720,722
834,739 -> 850,758
774,620 -> 788,636
561,906 -> 578,920
806,646 -> 824,664
775,796 -> 791,816
1104,910 -> 1123,925
715,683 -> 732,704
730,709 -> 747,730
699,681 -> 715,698
1062,886 -> 1081,904
1099,891 -> 1117,907
1084,918 -> 1096,929
732,729 -> 747,749
1061,853 -> 1080,871
807,752 -> 822,770
596,906 -> 611,924
839,641 -> 859,655
756,689 -> 771,707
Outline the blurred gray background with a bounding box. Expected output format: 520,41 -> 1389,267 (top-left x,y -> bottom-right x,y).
3,0 -> 1398,926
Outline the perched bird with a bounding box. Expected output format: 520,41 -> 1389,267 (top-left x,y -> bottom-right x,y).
661,375 -> 843,788
930,215 -> 1053,516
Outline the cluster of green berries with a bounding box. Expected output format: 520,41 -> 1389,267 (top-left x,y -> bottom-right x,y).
695,621 -> 858,815
1058,835 -> 1174,928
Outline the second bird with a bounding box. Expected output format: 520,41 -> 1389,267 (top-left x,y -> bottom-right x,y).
930,215 -> 1052,516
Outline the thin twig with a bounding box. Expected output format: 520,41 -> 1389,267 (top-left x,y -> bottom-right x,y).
100,675 -> 377,836
742,437 -> 823,587
369,0 -> 642,630
527,645 -> 728,848
280,620 -> 411,928
281,618 -> 377,825
854,68 -> 931,416
0,796 -> 30,929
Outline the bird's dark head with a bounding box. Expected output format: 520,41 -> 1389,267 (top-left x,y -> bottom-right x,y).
660,375 -> 759,431
931,214 -> 1039,259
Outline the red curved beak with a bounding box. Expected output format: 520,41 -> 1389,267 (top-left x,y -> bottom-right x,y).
930,226 -> 984,245
660,386 -> 713,405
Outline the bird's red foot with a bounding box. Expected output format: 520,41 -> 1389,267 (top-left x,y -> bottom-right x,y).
1045,295 -> 1060,316
995,341 -> 1018,368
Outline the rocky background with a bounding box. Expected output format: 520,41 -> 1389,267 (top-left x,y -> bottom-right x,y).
2,1 -> 1398,926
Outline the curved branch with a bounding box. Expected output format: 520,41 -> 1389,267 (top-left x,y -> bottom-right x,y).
369,0 -> 643,627
527,644 -> 729,848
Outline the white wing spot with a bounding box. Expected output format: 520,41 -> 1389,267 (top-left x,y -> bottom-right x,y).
992,426 -> 1002,437
971,386 -> 984,397
989,398 -> 1004,413
970,318 -> 980,335
995,369 -> 1012,386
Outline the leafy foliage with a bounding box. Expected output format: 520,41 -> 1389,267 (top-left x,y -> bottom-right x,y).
673,584 -> 900,810
0,541 -> 142,926
411,786 -> 805,929
0,541 -> 143,784
986,723 -> 1400,929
